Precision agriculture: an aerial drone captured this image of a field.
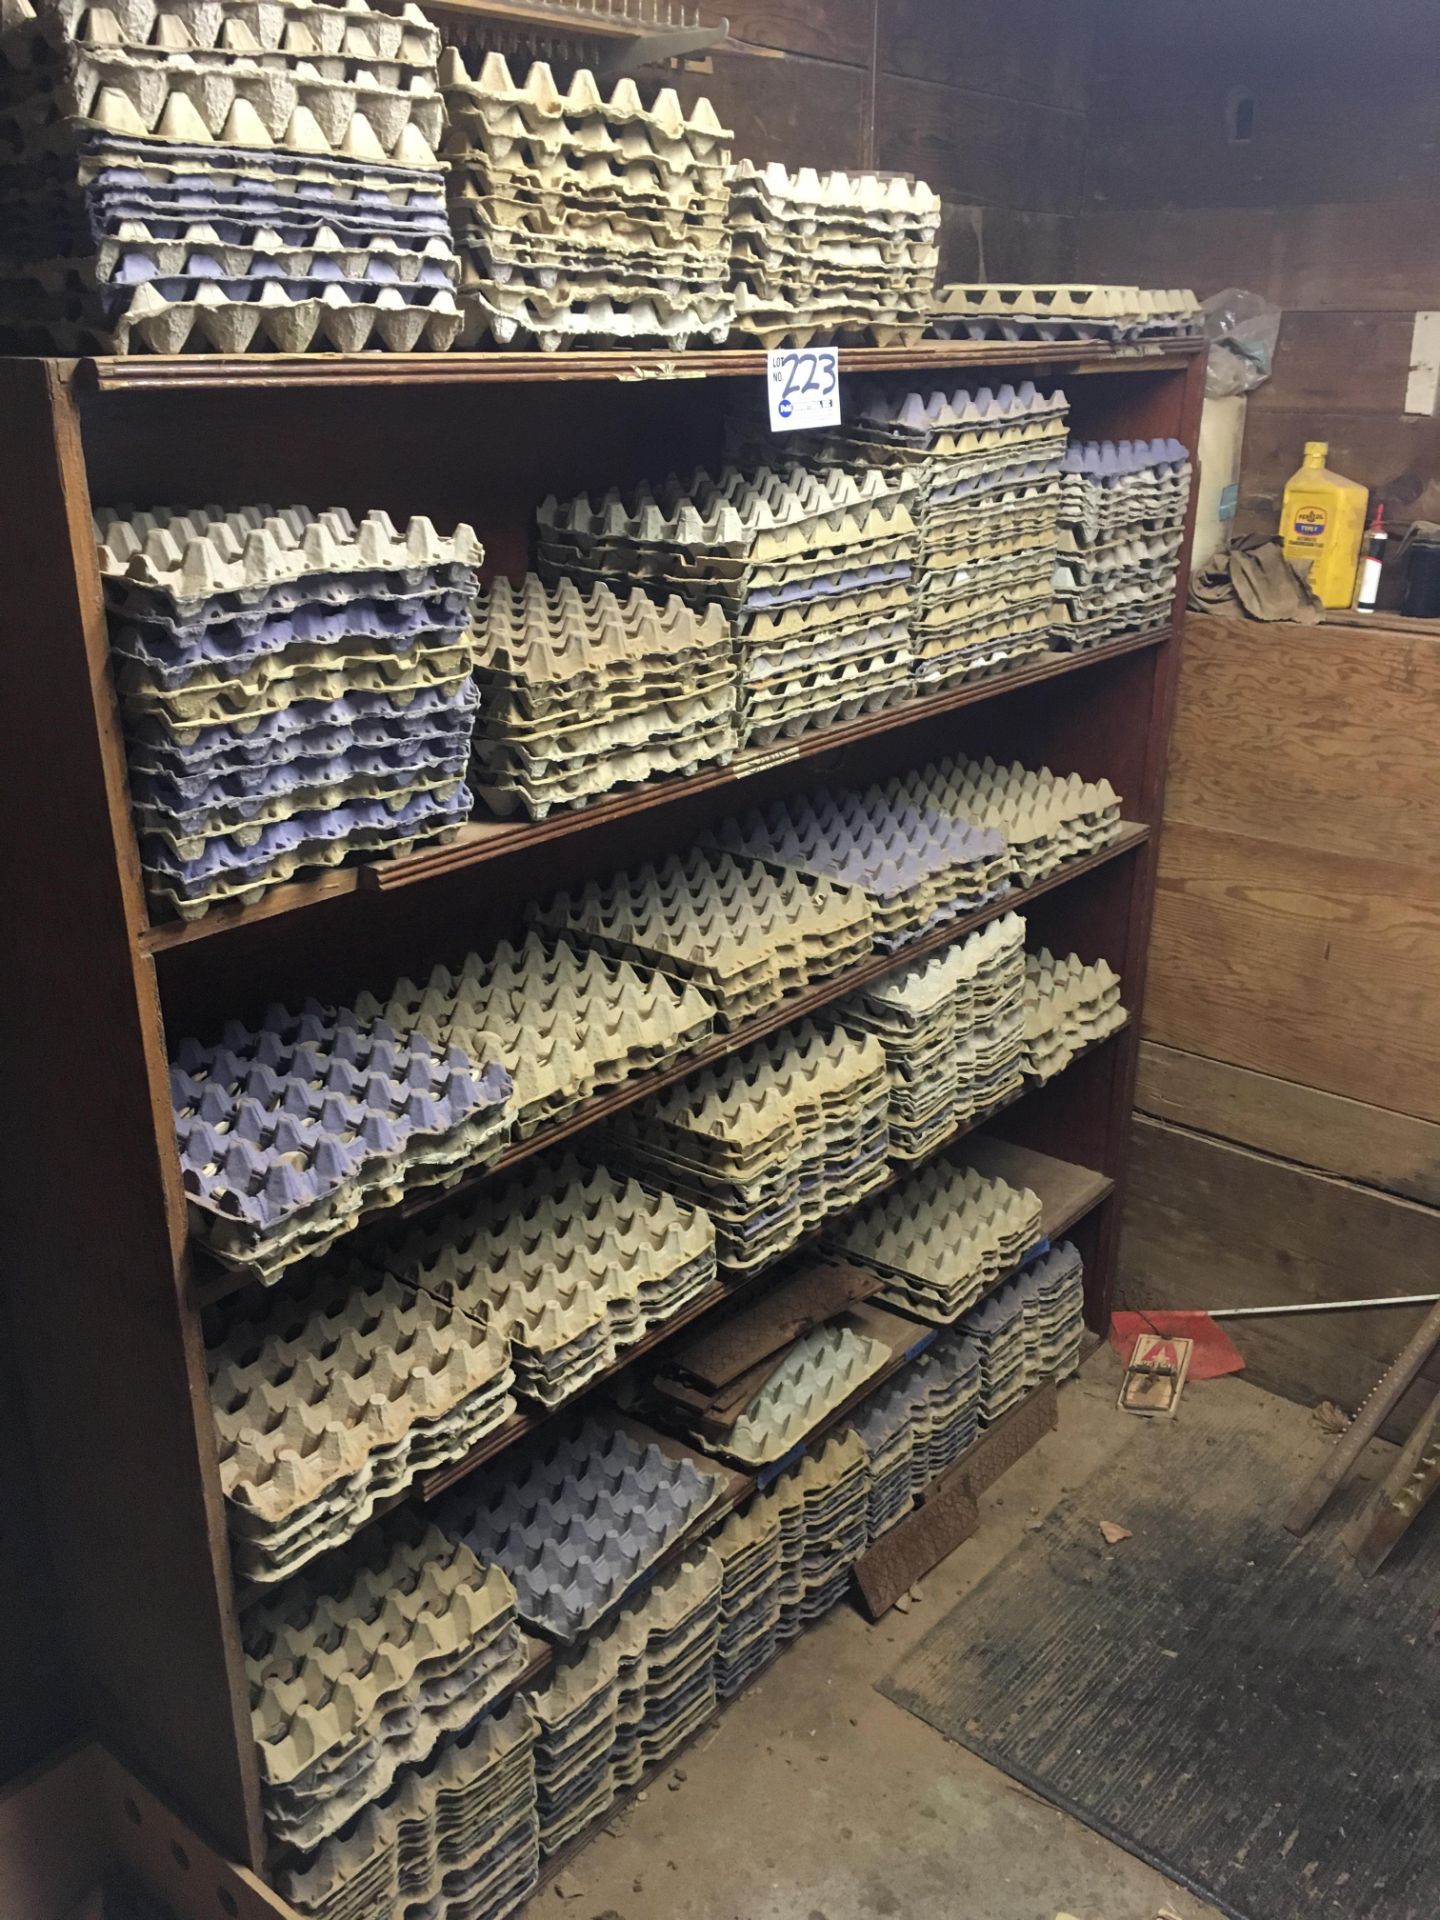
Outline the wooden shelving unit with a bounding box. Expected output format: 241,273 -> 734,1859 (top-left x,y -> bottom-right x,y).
0,333 -> 1204,1891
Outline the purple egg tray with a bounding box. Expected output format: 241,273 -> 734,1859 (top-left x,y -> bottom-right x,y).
130,717 -> 474,815
171,1001 -> 512,1242
1063,437 -> 1189,479
124,682 -> 473,766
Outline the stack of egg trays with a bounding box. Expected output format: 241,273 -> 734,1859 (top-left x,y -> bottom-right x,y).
926,282 -> 1202,345
699,1320 -> 892,1469
530,844 -> 875,1032
608,1018 -> 891,1274
1052,439 -> 1192,648
384,1154 -> 718,1409
432,1414 -> 728,1643
170,996 -> 514,1283
896,752 -> 1123,890
536,464 -> 920,747
833,912 -> 1026,1161
245,1513 -> 531,1857
371,930 -> 715,1141
207,1249 -> 516,1581
839,1329 -> 982,1538
438,51 -> 733,351
726,163 -> 940,348
769,1430 -> 871,1637
709,1494 -> 783,1696
1024,947 -> 1126,1082
829,1157 -> 1043,1324
710,782 -> 1009,953
819,381 -> 1069,689
0,0 -> 462,354
959,1239 -> 1085,1423
99,506 -> 483,919
468,574 -> 737,819
273,1693 -> 540,1920
530,1548 -> 722,1853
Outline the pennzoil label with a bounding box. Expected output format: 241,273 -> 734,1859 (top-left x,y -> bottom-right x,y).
1292,506 -> 1328,541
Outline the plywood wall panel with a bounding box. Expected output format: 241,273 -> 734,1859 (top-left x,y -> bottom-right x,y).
1164,616 -> 1440,871
1119,1118 -> 1440,1436
675,49 -> 866,170
878,0 -> 1093,110
1233,410 -> 1440,536
720,0 -> 871,66
876,73 -> 1085,215
1246,311 -> 1419,417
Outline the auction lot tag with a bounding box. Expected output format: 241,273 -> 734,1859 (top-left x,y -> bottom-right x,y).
767,347 -> 841,430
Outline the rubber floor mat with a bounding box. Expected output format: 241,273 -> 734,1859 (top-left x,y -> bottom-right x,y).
880,1414 -> 1439,1920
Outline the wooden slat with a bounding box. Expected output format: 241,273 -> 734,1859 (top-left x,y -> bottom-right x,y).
674,44 -> 865,170
1249,310 -> 1421,417
720,0 -> 871,66
878,0 -> 1092,110
1118,1118 -> 1440,1439
77,337 -> 1199,394
143,639 -> 1167,951
876,72 -> 1086,216
1135,1043 -> 1440,1208
1165,615 -> 1440,871
1077,202 -> 1440,313
0,359 -> 263,1864
1146,820 -> 1440,1122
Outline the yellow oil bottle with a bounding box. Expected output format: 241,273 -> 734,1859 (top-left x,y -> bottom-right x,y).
1281,441 -> 1369,607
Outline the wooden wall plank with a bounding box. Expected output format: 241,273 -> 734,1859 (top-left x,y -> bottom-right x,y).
720,0 -> 870,67
937,205 -> 1078,283
1146,821 -> 1440,1122
675,49 -> 866,170
1119,1118 -> 1440,1437
1135,1043 -> 1440,1208
1248,310 -> 1420,417
878,0 -> 1094,111
1086,0 -> 1440,209
1076,202 -> 1440,311
1233,409 -> 1440,533
1165,616 -> 1440,871
875,73 -> 1085,216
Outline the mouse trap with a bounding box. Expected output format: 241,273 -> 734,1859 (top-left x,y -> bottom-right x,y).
1118,1331 -> 1194,1418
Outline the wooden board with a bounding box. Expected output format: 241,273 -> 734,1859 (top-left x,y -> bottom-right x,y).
1248,310 -> 1421,417
661,1259 -> 880,1394
1135,1043 -> 1440,1208
1077,202 -> 1440,314
1118,1118 -> 1440,1438
1234,410 -> 1440,534
1164,615 -> 1440,872
877,73 -> 1085,216
960,1138 -> 1113,1238
878,0 -> 1092,111
719,0 -> 870,66
1146,820 -> 1440,1121
676,46 -> 865,171
852,1477 -> 979,1621
0,1746 -> 107,1920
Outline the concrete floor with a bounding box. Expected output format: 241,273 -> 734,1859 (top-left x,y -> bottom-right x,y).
534,1351 -> 1353,1920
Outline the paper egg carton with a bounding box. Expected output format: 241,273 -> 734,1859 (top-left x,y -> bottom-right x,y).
385,1155 -> 716,1407
531,846 -> 875,1030
834,913 -> 1025,1160
896,753 -> 1122,890
1052,438 -> 1191,645
705,1322 -> 891,1468
244,1514 -> 527,1852
0,0 -> 464,354
927,281 -> 1202,344
829,1158 -> 1042,1324
532,1549 -> 721,1852
273,1693 -> 539,1920
711,1498 -> 784,1695
764,1430 -> 871,1636
208,1253 -> 516,1579
610,1020 -> 890,1273
432,1416 -> 726,1642
725,163 -> 940,348
375,932 -> 715,1141
711,783 -> 1008,951
171,1000 -> 514,1281
99,506 -> 483,916
959,1240 -> 1084,1422
1023,948 -> 1126,1082
439,51 -> 732,349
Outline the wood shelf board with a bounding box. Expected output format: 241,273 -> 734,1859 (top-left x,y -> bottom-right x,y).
141,631 -> 1169,954
191,831 -> 1145,1306
962,1137 -> 1114,1242
75,340 -> 1199,395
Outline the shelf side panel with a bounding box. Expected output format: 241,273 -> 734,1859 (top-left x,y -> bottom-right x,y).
0,360 -> 263,1863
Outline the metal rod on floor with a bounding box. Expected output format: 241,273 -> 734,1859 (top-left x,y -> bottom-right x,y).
1211,1294 -> 1440,1319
